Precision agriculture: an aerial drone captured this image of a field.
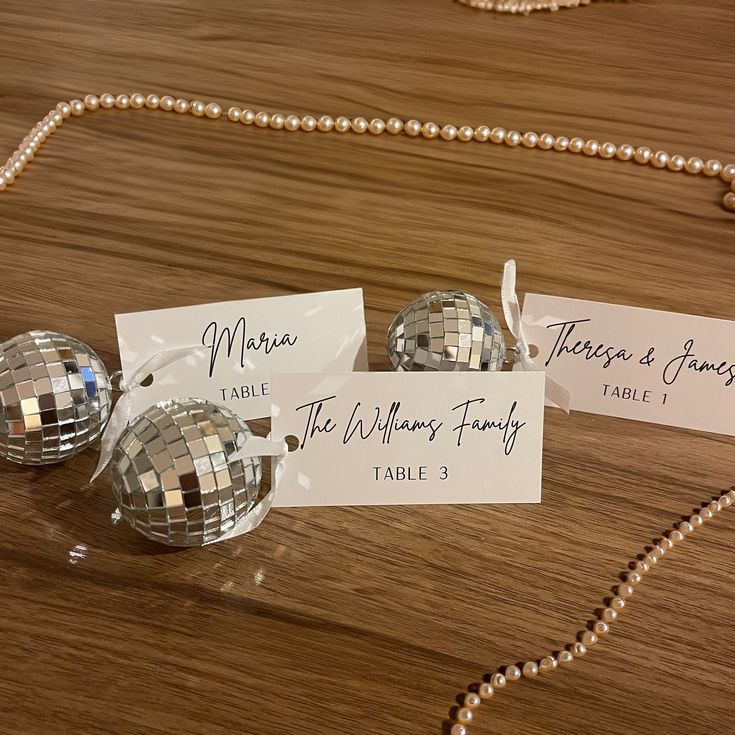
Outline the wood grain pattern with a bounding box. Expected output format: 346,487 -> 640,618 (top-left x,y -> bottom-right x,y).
1,1 -> 734,733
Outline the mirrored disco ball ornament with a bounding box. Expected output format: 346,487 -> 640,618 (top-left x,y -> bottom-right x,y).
111,398 -> 261,547
387,291 -> 505,372
0,330 -> 112,465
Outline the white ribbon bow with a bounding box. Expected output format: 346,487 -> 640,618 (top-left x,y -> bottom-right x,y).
501,259 -> 571,412
92,346 -> 208,481
206,434 -> 289,544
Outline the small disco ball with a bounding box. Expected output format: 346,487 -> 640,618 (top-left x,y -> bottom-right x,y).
0,330 -> 112,465
111,398 -> 261,547
387,291 -> 505,372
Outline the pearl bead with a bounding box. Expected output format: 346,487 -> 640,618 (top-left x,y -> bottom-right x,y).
301,115 -> 317,131
720,493 -> 733,508
685,157 -> 703,174
725,193 -> 735,211
667,154 -> 685,171
254,111 -> 270,127
593,621 -> 609,636
317,115 -> 334,132
458,126 -> 474,142
522,662 -> 539,678
159,96 -> 175,112
634,146 -> 652,164
285,115 -> 301,131
50,112 -> 63,126
93,93 -> 112,111
404,119 -> 422,137
721,163 -> 735,182
652,151 -> 670,168
630,560 -> 649,573
505,130 -> 522,146
583,139 -> 599,156
568,137 -> 584,153
1,168 -> 15,185
56,101 -> 71,118
0,180 -> 5,192
538,656 -> 556,672
602,607 -> 618,622
11,161 -> 23,175
557,650 -> 574,665
522,131 -> 538,148
205,103 -> 222,119
611,597 -> 625,610
505,665 -> 521,681
421,122 -> 439,139
708,500 -> 721,514
616,144 -> 635,161
450,725 -> 467,735
690,514 -> 703,527
625,572 -> 641,586
190,100 -> 206,117
553,136 -> 570,151
474,126 -> 491,142
599,142 -> 616,159
70,99 -> 85,116
441,125 -> 458,141
617,584 -> 634,599
174,98 -> 190,114
490,127 -> 506,144
464,693 -> 481,708
538,133 -> 555,150
478,682 -> 494,699
82,94 -> 99,111
728,490 -> 735,503
703,159 -> 722,177
130,93 -> 146,109
270,113 -> 285,130
679,521 -> 694,534
145,94 -> 161,110
659,537 -> 673,551
456,707 -> 473,724
369,118 -> 385,134
490,673 -> 506,689
334,116 -> 351,132
226,106 -> 242,122
580,631 -> 598,647
386,117 -> 403,135
352,117 -> 369,133
700,508 -> 713,521
570,642 -> 587,657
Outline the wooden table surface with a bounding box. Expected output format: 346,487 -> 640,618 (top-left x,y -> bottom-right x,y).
1,1 -> 734,733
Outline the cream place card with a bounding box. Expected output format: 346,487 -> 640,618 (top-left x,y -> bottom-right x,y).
115,289 -> 368,420
518,294 -> 735,435
270,371 -> 545,506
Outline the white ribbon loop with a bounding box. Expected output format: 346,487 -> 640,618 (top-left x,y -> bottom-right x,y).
207,434 -> 289,544
91,346 -> 207,482
501,259 -> 571,413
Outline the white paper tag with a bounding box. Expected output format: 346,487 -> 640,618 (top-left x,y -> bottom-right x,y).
518,294 -> 735,435
115,289 -> 368,420
270,371 -> 545,506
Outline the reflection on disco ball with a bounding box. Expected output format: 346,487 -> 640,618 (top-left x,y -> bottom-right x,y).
387,291 -> 505,372
0,330 -> 111,465
111,398 -> 261,547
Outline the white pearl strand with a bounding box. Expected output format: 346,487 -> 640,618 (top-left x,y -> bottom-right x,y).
449,488 -> 735,735
1,94 -> 734,212
457,0 -> 590,13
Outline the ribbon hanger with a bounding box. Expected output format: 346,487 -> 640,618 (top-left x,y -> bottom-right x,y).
501,259 -> 571,413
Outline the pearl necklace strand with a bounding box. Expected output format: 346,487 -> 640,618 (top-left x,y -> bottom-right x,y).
1,93 -> 734,212
448,488 -> 735,735
457,0 -> 590,13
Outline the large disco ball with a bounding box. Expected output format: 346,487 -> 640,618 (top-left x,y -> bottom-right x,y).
387,291 -> 505,372
0,330 -> 112,465
111,398 -> 261,547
